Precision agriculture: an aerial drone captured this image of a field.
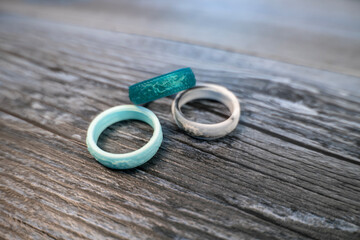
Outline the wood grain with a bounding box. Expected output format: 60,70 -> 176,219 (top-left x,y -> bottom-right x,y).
1,0 -> 360,77
0,15 -> 360,240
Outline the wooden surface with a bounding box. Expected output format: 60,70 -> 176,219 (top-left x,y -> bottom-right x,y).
1,0 -> 360,77
0,2 -> 360,240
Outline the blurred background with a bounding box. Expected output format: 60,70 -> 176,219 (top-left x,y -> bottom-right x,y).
1,0 -> 360,77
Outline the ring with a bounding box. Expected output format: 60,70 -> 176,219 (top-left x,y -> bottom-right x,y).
86,105 -> 163,169
171,84 -> 240,139
129,68 -> 196,105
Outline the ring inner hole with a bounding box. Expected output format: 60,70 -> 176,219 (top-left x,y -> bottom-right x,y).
180,99 -> 231,124
97,120 -> 153,154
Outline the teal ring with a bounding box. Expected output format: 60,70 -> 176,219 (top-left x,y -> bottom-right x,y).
86,105 -> 163,169
129,68 -> 196,105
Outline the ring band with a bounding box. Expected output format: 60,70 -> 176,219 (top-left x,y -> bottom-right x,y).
86,105 -> 163,169
171,84 -> 240,139
129,68 -> 196,105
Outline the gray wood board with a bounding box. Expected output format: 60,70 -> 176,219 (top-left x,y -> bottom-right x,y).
0,15 -> 359,240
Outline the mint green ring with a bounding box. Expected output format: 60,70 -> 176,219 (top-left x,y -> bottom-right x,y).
129,68 -> 196,105
86,105 -> 163,169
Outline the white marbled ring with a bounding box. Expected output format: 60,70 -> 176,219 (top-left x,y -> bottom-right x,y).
171,84 -> 240,139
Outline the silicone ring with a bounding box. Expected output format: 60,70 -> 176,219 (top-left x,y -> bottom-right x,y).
86,105 -> 163,169
129,68 -> 196,105
172,84 -> 240,139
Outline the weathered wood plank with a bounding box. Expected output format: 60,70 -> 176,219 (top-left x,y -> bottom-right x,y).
0,15 -> 360,240
0,15 -> 358,161
1,114 -> 296,240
